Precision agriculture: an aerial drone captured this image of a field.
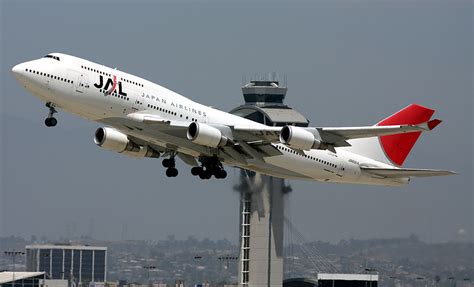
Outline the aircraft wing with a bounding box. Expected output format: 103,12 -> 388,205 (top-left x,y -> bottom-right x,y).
232,125 -> 281,143
99,111 -> 450,172
319,119 -> 441,144
233,119 -> 442,148
361,167 -> 456,178
126,112 -> 189,127
104,112 -> 283,165
125,111 -> 442,152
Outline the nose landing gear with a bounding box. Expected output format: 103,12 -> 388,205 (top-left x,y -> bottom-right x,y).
45,102 -> 58,127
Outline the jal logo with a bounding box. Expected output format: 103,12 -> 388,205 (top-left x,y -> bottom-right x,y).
94,75 -> 127,96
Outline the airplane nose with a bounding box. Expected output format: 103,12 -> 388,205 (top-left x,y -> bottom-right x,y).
12,63 -> 22,75
12,63 -> 28,83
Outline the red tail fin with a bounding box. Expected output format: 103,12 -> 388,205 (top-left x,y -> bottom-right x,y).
377,104 -> 436,166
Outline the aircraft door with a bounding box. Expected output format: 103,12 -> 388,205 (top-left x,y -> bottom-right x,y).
75,73 -> 89,93
337,161 -> 345,177
68,70 -> 89,93
130,91 -> 143,112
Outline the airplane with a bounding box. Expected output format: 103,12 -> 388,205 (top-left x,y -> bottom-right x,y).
11,53 -> 455,186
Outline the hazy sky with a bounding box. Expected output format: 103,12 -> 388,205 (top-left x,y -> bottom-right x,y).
1,1 -> 472,244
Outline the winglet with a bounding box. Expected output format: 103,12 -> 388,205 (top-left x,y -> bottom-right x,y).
427,119 -> 442,130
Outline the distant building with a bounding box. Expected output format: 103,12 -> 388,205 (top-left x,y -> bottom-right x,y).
0,271 -> 67,287
283,278 -> 318,287
317,273 -> 379,287
26,244 -> 107,284
283,274 -> 379,287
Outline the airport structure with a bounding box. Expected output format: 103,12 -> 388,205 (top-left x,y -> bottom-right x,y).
230,78 -> 381,287
282,273 -> 379,287
0,271 -> 68,287
26,244 -> 107,284
231,78 -> 308,287
316,273 -> 379,287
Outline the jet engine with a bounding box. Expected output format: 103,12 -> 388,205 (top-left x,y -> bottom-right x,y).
187,122 -> 228,148
279,126 -> 322,150
94,127 -> 160,158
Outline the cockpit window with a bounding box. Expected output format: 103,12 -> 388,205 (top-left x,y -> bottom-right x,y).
44,54 -> 60,61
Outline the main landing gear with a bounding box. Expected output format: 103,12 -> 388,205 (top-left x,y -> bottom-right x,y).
162,156 -> 179,177
161,154 -> 226,180
44,102 -> 58,127
191,157 -> 227,180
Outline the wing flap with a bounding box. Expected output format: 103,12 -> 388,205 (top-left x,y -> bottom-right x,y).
254,144 -> 283,157
361,167 -> 456,178
232,125 -> 281,143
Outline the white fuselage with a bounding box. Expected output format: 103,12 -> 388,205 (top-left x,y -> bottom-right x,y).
12,53 -> 407,186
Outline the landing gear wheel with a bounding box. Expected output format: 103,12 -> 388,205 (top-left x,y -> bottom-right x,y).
166,167 -> 178,177
199,170 -> 212,180
215,169 -> 227,179
163,154 -> 178,177
45,117 -> 57,127
44,102 -> 58,127
191,166 -> 203,176
162,158 -> 171,168
197,156 -> 227,180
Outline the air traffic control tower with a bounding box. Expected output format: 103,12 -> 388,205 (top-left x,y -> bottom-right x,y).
231,78 -> 309,287
231,79 -> 308,127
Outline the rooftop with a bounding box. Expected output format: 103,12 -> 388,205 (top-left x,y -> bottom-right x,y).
26,244 -> 107,250
0,272 -> 45,283
317,273 -> 379,281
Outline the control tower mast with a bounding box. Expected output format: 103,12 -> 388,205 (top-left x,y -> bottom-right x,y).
231,76 -> 308,287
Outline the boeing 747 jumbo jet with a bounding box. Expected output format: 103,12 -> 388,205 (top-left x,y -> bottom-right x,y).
12,53 -> 455,186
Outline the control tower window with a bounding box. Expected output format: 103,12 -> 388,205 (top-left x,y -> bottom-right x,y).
243,94 -> 284,104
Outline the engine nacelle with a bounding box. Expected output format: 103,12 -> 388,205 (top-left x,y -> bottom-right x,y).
94,127 -> 161,158
279,126 -> 322,150
94,127 -> 140,153
187,122 -> 227,148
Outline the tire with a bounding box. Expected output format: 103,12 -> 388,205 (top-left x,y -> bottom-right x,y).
214,169 -> 227,179
200,170 -> 212,180
162,158 -> 171,168
49,117 -> 57,127
165,168 -> 174,177
191,166 -> 202,176
218,170 -> 227,179
169,167 -> 179,177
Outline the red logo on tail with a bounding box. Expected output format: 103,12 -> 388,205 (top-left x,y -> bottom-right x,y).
377,104 -> 438,166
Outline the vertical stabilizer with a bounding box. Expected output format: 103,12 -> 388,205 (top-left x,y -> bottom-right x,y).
345,104 -> 437,166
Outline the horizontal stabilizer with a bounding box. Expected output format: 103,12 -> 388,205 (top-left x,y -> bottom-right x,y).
361,167 -> 456,178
